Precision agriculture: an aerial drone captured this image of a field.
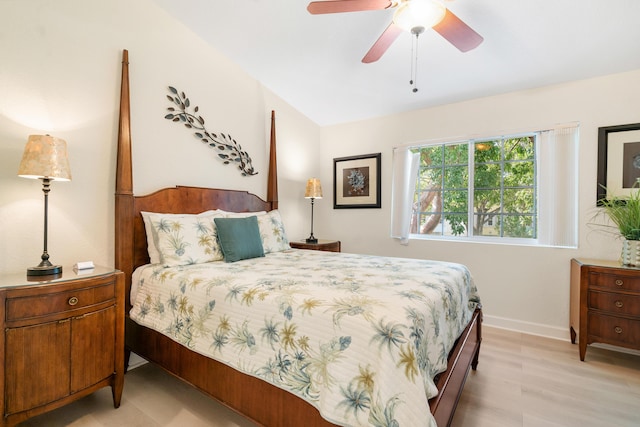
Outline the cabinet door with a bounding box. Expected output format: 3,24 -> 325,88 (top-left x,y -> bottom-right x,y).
70,305 -> 116,393
5,320 -> 71,414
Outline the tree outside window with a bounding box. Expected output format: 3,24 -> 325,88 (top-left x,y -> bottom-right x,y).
411,135 -> 536,240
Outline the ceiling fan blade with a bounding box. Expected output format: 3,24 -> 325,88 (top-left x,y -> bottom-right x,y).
307,0 -> 392,14
433,9 -> 483,52
362,23 -> 403,63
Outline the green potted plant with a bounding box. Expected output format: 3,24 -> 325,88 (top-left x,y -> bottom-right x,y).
598,185 -> 640,266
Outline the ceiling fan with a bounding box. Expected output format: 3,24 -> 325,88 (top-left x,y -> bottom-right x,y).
307,0 -> 483,63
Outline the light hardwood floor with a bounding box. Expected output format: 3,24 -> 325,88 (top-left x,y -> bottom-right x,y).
19,326 -> 640,427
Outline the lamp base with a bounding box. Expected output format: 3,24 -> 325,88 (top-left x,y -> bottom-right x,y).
305,237 -> 318,244
27,264 -> 63,276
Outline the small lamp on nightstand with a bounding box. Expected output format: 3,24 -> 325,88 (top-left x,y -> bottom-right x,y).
304,177 -> 322,244
18,134 -> 72,276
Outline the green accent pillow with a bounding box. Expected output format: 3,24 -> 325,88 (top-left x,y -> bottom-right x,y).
214,216 -> 265,263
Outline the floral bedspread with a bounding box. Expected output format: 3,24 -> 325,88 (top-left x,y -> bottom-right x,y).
130,250 -> 481,427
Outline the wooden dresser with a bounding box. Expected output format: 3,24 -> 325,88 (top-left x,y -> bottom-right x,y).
570,258 -> 640,361
290,239 -> 341,253
0,267 -> 124,426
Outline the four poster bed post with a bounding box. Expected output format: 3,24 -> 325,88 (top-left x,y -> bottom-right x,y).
115,49 -> 481,427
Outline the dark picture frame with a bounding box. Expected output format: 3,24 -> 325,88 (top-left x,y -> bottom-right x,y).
597,123 -> 640,205
333,153 -> 381,209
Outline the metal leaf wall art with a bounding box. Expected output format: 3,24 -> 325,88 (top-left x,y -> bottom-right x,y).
164,86 -> 257,176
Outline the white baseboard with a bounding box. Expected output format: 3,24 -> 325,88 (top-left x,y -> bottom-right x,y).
589,342 -> 640,356
483,315 -> 640,356
127,352 -> 148,370
482,314 -> 570,341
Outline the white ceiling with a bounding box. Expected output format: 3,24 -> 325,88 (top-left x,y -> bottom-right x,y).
151,0 -> 640,126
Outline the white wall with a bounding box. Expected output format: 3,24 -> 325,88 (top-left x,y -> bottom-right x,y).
2,0 -> 639,341
0,0 -> 320,275
316,70 -> 640,339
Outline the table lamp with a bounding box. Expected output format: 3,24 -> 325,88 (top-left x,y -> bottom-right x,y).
304,178 -> 322,244
18,134 -> 72,276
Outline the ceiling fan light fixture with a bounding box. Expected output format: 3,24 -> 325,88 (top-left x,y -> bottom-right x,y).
393,0 -> 446,33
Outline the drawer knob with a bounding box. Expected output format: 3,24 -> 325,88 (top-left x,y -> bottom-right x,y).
614,326 -> 623,334
68,296 -> 79,306
615,279 -> 623,287
615,300 -> 624,308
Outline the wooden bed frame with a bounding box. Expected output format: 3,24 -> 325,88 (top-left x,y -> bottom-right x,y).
115,49 -> 482,427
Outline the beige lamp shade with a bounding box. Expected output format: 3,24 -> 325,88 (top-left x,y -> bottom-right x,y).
304,178 -> 323,199
18,135 -> 72,181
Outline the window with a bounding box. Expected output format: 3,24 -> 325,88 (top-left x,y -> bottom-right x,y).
391,124 -> 579,247
413,135 -> 536,240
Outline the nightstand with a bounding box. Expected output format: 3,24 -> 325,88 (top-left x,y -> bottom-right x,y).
0,266 -> 124,426
290,239 -> 341,253
570,258 -> 640,361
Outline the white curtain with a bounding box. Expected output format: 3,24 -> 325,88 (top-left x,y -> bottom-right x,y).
537,123 -> 580,247
391,147 -> 420,244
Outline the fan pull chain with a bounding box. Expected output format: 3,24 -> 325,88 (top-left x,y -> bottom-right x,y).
409,30 -> 418,93
409,26 -> 424,93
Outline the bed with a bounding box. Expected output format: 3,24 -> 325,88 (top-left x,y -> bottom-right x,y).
115,49 -> 482,427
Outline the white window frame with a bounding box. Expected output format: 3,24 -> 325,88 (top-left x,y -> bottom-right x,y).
391,124 -> 579,248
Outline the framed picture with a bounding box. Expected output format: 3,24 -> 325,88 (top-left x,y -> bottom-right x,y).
597,123 -> 640,204
333,153 -> 381,209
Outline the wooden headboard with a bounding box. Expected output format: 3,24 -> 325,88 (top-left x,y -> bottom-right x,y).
114,49 -> 278,310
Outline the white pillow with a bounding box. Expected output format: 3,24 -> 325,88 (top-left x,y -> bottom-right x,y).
141,211 -> 162,264
256,210 -> 290,253
141,211 -> 223,265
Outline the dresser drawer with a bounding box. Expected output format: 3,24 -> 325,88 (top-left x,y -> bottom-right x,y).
588,271 -> 640,292
588,290 -> 640,317
6,281 -> 115,322
587,312 -> 640,347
